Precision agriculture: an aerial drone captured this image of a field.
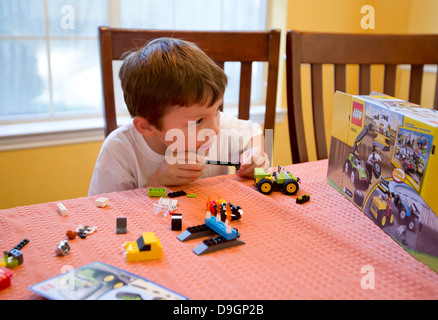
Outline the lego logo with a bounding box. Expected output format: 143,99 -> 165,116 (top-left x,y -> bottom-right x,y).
351,101 -> 364,127
352,109 -> 363,119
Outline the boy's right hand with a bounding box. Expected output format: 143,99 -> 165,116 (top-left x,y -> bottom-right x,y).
147,151 -> 206,187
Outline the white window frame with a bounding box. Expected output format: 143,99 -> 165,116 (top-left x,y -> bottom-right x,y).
0,0 -> 287,151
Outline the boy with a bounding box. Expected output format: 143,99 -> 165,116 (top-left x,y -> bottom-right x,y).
88,37 -> 269,196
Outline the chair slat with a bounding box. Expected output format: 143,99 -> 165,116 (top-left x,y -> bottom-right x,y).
238,62 -> 252,120
99,27 -> 118,137
409,64 -> 424,104
383,64 -> 397,97
286,31 -> 308,163
310,63 -> 328,159
334,64 -> 346,93
359,64 -> 371,95
434,67 -> 438,110
264,29 -> 281,132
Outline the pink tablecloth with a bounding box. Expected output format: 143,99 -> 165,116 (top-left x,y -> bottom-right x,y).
1,160 -> 437,300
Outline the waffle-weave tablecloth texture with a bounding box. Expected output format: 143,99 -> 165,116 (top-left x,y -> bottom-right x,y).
1,159 -> 437,300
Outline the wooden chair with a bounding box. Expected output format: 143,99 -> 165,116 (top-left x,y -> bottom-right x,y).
99,26 -> 281,137
286,30 -> 438,164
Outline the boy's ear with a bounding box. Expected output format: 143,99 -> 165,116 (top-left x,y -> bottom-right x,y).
133,116 -> 157,137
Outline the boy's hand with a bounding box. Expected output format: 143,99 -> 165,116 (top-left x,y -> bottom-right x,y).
147,151 -> 206,186
236,147 -> 269,178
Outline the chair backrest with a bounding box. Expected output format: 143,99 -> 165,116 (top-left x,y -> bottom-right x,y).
99,26 -> 281,137
286,30 -> 438,164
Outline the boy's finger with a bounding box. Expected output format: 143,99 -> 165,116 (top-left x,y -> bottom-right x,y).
236,163 -> 255,177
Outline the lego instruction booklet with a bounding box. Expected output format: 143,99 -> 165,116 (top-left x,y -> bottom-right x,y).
29,261 -> 188,300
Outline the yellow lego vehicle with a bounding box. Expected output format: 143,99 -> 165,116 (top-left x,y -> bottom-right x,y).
123,232 -> 162,262
370,195 -> 394,227
369,179 -> 395,227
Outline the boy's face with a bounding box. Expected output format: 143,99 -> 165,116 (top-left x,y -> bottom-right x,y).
151,99 -> 222,156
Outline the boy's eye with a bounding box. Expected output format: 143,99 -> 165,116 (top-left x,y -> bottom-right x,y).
196,118 -> 203,125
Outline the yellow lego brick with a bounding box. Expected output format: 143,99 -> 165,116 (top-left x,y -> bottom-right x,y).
123,232 -> 162,262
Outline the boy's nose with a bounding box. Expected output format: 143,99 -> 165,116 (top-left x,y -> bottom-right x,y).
210,119 -> 220,135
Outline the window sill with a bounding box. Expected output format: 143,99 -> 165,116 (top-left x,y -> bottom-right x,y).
0,107 -> 286,151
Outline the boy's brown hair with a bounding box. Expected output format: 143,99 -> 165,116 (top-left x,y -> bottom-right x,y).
119,38 -> 228,130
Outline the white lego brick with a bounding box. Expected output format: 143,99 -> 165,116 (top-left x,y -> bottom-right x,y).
95,197 -> 109,207
57,202 -> 68,216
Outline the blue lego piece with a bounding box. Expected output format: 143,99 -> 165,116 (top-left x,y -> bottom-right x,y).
205,217 -> 237,241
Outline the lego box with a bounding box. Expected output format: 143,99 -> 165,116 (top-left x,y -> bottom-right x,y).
327,91 -> 438,272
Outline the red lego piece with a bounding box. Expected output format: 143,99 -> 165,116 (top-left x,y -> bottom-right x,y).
0,267 -> 13,290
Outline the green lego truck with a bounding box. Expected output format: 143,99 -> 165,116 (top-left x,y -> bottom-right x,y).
254,166 -> 300,195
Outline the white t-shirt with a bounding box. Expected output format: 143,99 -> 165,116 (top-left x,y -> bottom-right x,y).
88,112 -> 264,196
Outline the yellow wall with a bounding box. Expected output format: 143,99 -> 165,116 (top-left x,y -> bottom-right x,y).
0,142 -> 101,209
1,0 -> 437,209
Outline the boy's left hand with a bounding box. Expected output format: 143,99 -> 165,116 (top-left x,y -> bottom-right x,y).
236,147 -> 269,178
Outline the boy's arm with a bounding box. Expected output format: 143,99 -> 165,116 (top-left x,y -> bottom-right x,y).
236,134 -> 270,178
145,151 -> 206,187
88,166 -> 136,196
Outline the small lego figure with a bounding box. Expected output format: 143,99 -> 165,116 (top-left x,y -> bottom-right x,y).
55,240 -> 71,256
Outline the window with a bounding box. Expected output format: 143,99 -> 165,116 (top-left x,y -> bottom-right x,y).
0,0 -> 107,121
0,0 -> 283,149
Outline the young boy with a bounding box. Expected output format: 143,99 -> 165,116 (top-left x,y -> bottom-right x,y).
88,37 -> 269,196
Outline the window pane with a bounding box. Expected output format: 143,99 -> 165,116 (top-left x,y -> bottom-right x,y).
47,0 -> 108,37
0,0 -> 45,36
0,40 -> 50,116
174,0 -> 222,30
223,0 -> 266,30
50,39 -> 102,113
121,0 -> 173,29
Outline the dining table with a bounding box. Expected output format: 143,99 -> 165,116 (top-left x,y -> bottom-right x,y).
1,159 -> 438,301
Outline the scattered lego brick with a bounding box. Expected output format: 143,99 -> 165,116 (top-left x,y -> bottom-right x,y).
123,232 -> 162,262
148,187 -> 167,197
95,197 -> 109,207
55,240 -> 71,256
171,213 -> 182,231
57,203 -> 68,216
66,230 -> 77,240
116,217 -> 127,234
8,249 -> 23,265
0,267 -> 13,291
168,190 -> 187,198
10,239 -> 29,252
187,193 -> 197,198
296,193 -> 310,204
